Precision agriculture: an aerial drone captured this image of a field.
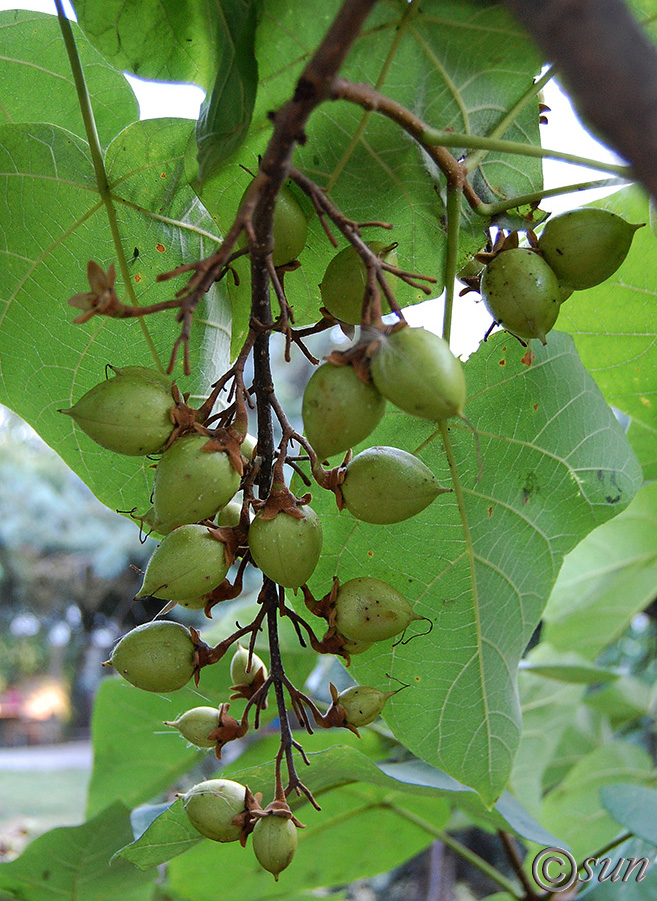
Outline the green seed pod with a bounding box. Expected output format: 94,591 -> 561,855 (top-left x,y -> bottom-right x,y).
61,367 -> 174,455
178,596 -> 208,610
164,706 -> 221,748
230,643 -> 268,686
341,446 -> 443,524
248,506 -> 323,588
480,248 -> 561,344
252,815 -> 298,880
136,524 -> 229,601
336,685 -> 396,727
153,434 -> 241,532
370,326 -> 466,421
109,621 -> 195,692
239,183 -> 308,267
341,638 -> 373,656
334,577 -> 421,642
538,208 -> 643,290
302,363 -> 385,460
182,778 -> 247,842
320,241 -> 396,324
241,433 -> 258,460
215,499 -> 243,528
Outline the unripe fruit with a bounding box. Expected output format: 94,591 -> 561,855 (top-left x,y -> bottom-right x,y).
230,643 -> 268,686
320,241 -> 396,324
239,183 -> 308,267
136,524 -> 229,601
178,596 -> 208,610
241,433 -> 257,460
336,685 -> 396,727
538,208 -> 643,290
252,815 -> 298,880
341,638 -> 373,656
165,706 -> 221,748
216,499 -> 242,528
182,778 -> 246,842
340,446 -> 443,524
480,248 -> 561,344
109,621 -> 195,692
334,577 -> 421,642
370,326 -> 466,421
248,506 -> 322,588
152,434 -> 241,531
302,363 -> 385,460
61,366 -> 174,455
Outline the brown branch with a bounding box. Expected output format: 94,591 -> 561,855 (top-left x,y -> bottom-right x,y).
502,0 -> 653,196
499,831 -> 540,901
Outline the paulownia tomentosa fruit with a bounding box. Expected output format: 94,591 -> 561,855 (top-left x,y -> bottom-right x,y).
182,778 -> 247,842
136,524 -> 229,601
340,445 -> 445,524
302,362 -> 385,460
230,643 -> 268,687
239,182 -> 308,267
61,366 -> 175,455
370,326 -> 466,421
480,247 -> 561,344
335,685 -> 396,727
109,621 -> 196,692
334,577 -> 422,642
165,706 -> 221,748
248,506 -> 323,588
538,207 -> 643,291
320,241 -> 396,324
252,815 -> 298,880
152,433 -> 241,532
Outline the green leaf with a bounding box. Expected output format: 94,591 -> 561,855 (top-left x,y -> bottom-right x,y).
197,0 -> 543,326
539,742 -> 653,861
0,803 -> 155,901
86,678 -> 207,819
585,677 -> 653,728
0,10 -> 138,149
518,653 -> 620,684
74,0 -> 228,88
543,483 -> 657,659
0,119 -> 230,517
600,784 -> 657,847
303,332 -> 641,804
196,1 -> 258,185
556,187 -> 657,477
543,707 -> 611,792
511,655 -> 586,813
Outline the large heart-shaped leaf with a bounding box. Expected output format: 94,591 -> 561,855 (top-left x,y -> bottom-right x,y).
0,10 -> 138,149
301,331 -> 641,804
0,803 -> 155,901
0,118 -> 230,516
74,0 -> 229,89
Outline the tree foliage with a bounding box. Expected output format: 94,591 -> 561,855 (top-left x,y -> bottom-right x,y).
1,0 -> 657,898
